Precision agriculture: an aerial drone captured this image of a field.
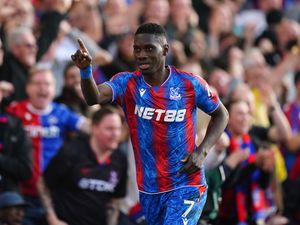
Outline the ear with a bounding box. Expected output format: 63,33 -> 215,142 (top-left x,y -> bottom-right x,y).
163,44 -> 169,56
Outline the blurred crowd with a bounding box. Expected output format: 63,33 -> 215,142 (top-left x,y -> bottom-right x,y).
0,0 -> 300,225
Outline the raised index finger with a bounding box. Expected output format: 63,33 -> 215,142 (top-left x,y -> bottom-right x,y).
77,38 -> 88,53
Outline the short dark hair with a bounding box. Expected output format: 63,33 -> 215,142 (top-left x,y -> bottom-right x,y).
92,106 -> 120,125
135,23 -> 167,38
295,71 -> 300,85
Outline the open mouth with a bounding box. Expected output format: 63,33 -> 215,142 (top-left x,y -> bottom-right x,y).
138,63 -> 150,70
36,93 -> 49,101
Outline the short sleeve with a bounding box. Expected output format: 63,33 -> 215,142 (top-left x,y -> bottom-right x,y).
193,76 -> 220,114
58,105 -> 84,131
104,72 -> 133,104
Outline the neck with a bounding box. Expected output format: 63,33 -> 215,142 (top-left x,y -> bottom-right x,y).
231,133 -> 243,140
28,102 -> 52,115
90,137 -> 112,162
228,128 -> 243,140
144,66 -> 169,86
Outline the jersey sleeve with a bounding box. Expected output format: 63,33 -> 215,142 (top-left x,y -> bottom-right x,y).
193,76 -> 220,114
104,72 -> 132,105
59,105 -> 85,131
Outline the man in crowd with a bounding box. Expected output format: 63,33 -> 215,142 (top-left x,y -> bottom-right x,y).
0,81 -> 32,193
6,66 -> 90,225
0,191 -> 29,225
38,106 -> 128,225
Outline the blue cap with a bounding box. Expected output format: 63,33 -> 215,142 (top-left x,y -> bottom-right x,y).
0,192 -> 29,209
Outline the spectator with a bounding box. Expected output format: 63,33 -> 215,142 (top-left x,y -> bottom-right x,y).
207,68 -> 235,104
207,3 -> 234,59
54,62 -> 97,118
200,138 -> 248,225
142,0 -> 170,26
230,83 -> 291,146
102,0 -> 140,40
166,0 -> 199,66
6,66 -> 90,225
0,191 -> 29,225
183,29 -> 207,65
0,81 -> 32,193
38,106 -> 128,225
68,0 -> 102,42
0,27 -> 37,101
231,82 -> 291,216
47,20 -> 113,95
282,71 -> 300,224
103,31 -> 137,78
255,9 -> 283,66
219,100 -> 275,225
235,0 -> 284,37
0,1 -> 72,102
0,0 -> 34,35
166,0 -> 198,41
284,71 -> 300,171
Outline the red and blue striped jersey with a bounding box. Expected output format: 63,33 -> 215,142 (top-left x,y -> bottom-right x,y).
6,100 -> 84,196
283,102 -> 300,173
105,66 -> 220,193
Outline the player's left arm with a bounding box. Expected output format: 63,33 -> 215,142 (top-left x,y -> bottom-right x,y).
179,102 -> 228,175
197,102 -> 229,158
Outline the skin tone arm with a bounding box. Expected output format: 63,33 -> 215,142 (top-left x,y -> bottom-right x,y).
71,39 -> 113,106
286,133 -> 300,152
78,118 -> 91,134
267,103 -> 292,142
260,84 -> 292,142
37,178 -> 68,225
38,170 -> 121,225
179,102 -> 229,174
106,199 -> 121,225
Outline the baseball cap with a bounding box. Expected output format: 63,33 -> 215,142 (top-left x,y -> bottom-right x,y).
0,192 -> 29,209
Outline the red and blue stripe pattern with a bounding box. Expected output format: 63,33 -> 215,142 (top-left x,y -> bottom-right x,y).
283,102 -> 300,173
106,66 -> 219,193
0,115 -> 9,152
6,100 -> 83,196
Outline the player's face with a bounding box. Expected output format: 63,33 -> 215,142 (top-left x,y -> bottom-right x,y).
26,71 -> 55,110
133,33 -> 168,76
93,113 -> 122,151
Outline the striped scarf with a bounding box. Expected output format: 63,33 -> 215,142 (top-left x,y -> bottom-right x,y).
219,131 -> 273,225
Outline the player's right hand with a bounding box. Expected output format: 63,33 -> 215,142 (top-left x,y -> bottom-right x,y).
71,38 -> 92,69
177,152 -> 204,175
